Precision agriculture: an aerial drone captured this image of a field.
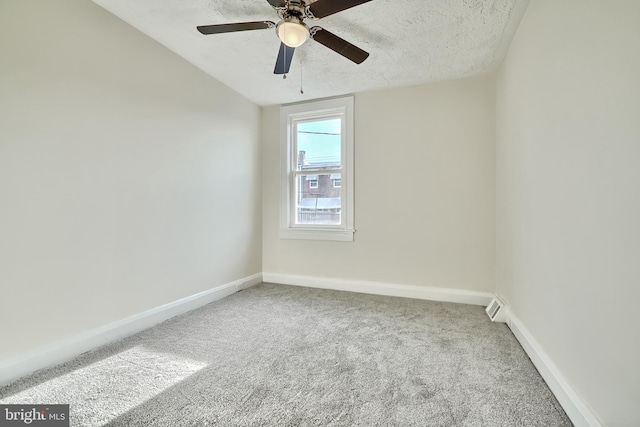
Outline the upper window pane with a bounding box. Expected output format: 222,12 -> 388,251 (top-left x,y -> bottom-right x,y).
296,118 -> 342,170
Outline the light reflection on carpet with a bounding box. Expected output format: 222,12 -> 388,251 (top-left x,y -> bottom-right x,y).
0,346 -> 207,426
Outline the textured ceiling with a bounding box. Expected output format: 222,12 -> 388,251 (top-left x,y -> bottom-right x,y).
91,0 -> 529,106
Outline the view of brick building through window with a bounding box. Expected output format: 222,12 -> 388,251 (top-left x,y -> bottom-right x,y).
295,118 -> 342,225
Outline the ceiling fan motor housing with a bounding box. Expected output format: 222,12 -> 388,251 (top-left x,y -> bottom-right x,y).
286,0 -> 305,14
277,0 -> 318,21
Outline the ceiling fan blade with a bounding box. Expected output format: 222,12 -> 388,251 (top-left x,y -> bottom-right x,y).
197,21 -> 275,35
274,42 -> 295,74
310,27 -> 369,64
307,0 -> 372,19
266,0 -> 286,7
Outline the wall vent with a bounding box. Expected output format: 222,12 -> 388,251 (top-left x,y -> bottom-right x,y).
485,296 -> 507,322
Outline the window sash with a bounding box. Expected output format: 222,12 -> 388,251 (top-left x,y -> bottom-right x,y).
291,169 -> 342,227
293,116 -> 343,171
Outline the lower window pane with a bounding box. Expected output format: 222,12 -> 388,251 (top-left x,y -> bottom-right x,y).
295,173 -> 342,225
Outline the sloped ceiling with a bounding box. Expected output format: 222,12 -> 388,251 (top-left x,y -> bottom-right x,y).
92,0 -> 529,106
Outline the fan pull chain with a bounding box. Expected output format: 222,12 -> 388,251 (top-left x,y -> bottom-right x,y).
300,60 -> 304,94
283,44 -> 287,79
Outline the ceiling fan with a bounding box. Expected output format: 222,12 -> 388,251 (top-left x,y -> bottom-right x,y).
197,0 -> 372,75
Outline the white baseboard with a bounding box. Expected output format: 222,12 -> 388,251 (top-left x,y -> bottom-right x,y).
262,273 -> 493,306
506,312 -> 603,427
0,273 -> 262,387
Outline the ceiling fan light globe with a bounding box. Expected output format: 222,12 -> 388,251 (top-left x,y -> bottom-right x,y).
277,21 -> 309,48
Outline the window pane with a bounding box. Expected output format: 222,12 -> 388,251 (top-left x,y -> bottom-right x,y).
295,173 -> 342,225
296,118 -> 341,170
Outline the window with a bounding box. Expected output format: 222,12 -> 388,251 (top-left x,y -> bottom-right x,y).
330,173 -> 342,188
307,175 -> 319,189
280,96 -> 354,241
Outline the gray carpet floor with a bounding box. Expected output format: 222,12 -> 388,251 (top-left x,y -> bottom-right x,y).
1,283 -> 572,426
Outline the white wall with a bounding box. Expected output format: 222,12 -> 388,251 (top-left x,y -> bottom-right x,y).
0,0 -> 262,359
496,0 -> 640,425
263,76 -> 496,293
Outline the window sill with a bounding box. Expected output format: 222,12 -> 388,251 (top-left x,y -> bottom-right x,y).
279,228 -> 354,242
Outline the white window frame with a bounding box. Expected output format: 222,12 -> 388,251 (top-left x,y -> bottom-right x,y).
279,96 -> 355,241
